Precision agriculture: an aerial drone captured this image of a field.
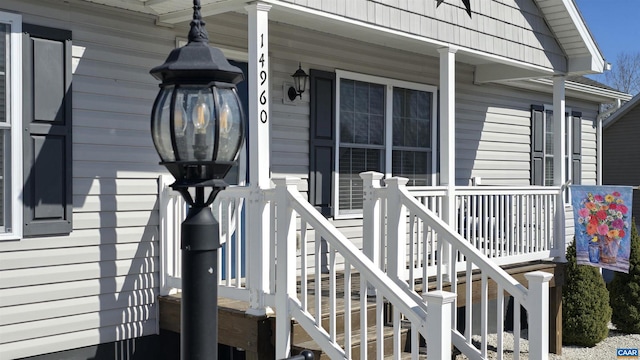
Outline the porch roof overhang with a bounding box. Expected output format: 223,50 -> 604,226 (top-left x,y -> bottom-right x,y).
503,77 -> 632,104
77,0 -> 606,82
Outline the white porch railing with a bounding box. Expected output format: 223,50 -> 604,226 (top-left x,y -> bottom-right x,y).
158,175 -> 258,301
158,174 -> 556,359
362,172 -> 555,360
362,174 -> 565,283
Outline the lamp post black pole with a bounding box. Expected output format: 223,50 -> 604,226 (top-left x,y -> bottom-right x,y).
149,0 -> 246,358
180,187 -> 221,359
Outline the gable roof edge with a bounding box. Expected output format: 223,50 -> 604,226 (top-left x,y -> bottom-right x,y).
535,0 -> 606,75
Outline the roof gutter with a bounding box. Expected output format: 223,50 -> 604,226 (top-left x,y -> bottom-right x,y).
529,78 -> 632,103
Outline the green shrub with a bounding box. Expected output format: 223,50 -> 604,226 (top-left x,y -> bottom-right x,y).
562,240 -> 611,346
609,219 -> 640,334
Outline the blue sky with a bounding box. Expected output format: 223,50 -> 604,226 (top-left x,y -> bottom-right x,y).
574,0 -> 640,64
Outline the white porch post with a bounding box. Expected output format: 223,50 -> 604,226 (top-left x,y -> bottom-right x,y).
553,76 -> 567,259
553,76 -> 566,187
386,177 -> 409,282
361,171 -> 383,294
424,291 -> 457,360
525,271 -> 553,360
273,178 -> 298,359
246,2 -> 273,315
439,46 -> 457,281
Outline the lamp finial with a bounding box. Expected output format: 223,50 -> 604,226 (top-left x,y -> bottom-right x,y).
188,0 -> 209,43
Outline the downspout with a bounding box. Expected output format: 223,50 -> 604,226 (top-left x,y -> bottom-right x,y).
596,98 -> 622,185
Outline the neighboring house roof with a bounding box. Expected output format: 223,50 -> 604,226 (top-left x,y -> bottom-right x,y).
603,93 -> 640,129
78,0 -> 606,79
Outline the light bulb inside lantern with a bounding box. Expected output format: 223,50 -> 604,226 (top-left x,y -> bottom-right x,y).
219,102 -> 231,135
174,102 -> 188,135
192,92 -> 211,134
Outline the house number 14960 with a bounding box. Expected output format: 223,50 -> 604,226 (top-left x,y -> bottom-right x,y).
259,33 -> 268,124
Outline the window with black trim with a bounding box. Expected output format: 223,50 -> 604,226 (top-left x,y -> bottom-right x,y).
308,70 -> 437,218
531,104 -> 582,189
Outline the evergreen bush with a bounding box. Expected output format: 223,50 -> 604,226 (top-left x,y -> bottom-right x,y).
608,219 -> 640,333
562,240 -> 611,346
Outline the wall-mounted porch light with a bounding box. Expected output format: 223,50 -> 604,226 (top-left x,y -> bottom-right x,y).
287,63 -> 309,101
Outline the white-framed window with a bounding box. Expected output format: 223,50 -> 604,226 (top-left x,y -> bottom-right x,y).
335,70 -> 437,217
0,11 -> 22,240
533,103 -> 582,205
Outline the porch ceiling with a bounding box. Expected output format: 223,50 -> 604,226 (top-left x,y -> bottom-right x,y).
76,0 -> 602,81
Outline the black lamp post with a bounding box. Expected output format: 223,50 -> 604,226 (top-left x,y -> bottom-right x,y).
149,1 -> 245,358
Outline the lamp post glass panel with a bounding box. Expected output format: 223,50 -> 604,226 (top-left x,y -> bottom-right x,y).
149,0 -> 245,358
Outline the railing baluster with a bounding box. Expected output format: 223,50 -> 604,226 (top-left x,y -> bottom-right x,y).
450,248 -> 458,329
481,272 -> 488,358
514,296 -> 521,360
465,261 -> 472,343
224,200 -> 232,287
235,199 -> 243,288
360,276 -> 369,360
496,284 -> 504,360
489,195 -> 494,257
376,292 -> 384,359
413,213 -> 419,288
393,303 -> 401,360
270,199 -> 277,294
344,262 -> 351,359
329,246 -> 336,343
423,211 -> 429,281
301,220 -> 308,310
315,232 -> 322,327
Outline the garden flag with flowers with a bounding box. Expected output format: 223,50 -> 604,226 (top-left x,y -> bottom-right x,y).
571,185 -> 633,273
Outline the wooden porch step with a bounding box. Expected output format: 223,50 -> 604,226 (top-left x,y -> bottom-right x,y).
291,298 -> 378,344
292,322 -> 413,360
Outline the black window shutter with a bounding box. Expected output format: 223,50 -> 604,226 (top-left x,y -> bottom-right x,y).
571,111 -> 582,185
531,105 -> 544,186
22,24 -> 73,236
309,69 -> 336,217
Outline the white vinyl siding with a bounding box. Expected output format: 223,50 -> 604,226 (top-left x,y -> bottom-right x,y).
0,12 -> 22,240
0,1 -> 164,358
276,0 -> 566,71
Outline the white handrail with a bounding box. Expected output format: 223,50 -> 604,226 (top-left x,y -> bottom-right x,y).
273,177 -> 431,359
399,185 -> 527,300
380,175 -> 553,360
